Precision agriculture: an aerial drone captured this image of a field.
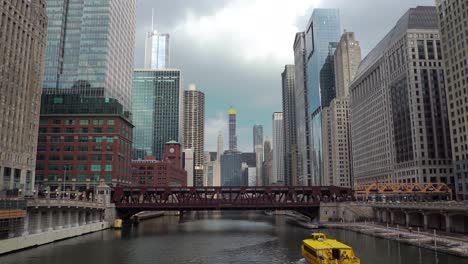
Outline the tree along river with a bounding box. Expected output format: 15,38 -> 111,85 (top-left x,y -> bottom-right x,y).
0,211 -> 466,264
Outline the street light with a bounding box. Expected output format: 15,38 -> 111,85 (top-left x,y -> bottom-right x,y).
63,165 -> 67,199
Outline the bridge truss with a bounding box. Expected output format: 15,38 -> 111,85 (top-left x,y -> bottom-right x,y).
112,186 -> 353,212
354,182 -> 452,201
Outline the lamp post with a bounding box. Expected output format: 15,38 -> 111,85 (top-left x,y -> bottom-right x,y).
63,165 -> 67,199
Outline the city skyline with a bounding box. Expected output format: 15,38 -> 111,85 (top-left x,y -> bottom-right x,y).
134,0 -> 435,152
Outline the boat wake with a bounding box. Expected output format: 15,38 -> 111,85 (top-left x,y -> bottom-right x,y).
294,258 -> 308,264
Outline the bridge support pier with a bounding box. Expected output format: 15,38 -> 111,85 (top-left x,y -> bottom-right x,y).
445,214 -> 451,233
423,214 -> 428,230
22,214 -> 29,236
56,210 -> 63,230
405,212 -> 410,228
390,211 -> 395,225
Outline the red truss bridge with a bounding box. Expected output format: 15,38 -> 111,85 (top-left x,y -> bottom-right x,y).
112,186 -> 354,214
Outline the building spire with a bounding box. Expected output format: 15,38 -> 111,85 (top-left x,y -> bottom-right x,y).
151,8 -> 154,32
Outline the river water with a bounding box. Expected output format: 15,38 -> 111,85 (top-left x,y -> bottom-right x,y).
0,211 -> 465,264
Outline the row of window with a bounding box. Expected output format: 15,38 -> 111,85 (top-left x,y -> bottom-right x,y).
40,119 -> 115,125
37,145 -> 114,152
36,164 -> 113,172
39,127 -> 115,133
39,136 -> 115,143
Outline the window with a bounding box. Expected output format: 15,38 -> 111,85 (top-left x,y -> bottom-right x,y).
106,146 -> 113,151
93,128 -> 103,133
37,154 -> 45,161
52,119 -> 61,125
65,120 -> 75,125
39,119 -> 48,125
63,146 -> 73,152
91,174 -> 100,181
79,128 -> 89,133
77,155 -> 87,161
51,128 -> 61,133
93,136 -> 103,143
91,155 -> 102,161
78,146 -> 88,152
91,165 -> 101,172
49,155 -> 60,161
53,97 -> 63,104
106,137 -> 114,143
48,164 -> 59,170
79,120 -> 89,125
65,128 -> 74,133
39,127 -> 47,133
105,175 -> 112,182
105,155 -> 113,161
48,175 -> 58,181
64,155 -> 73,161
79,136 -> 88,142
105,165 -> 112,172
38,136 -> 47,142
93,146 -> 102,151
77,164 -> 87,171
65,136 -> 74,142
50,146 -> 60,152
37,146 -> 46,152
93,120 -> 104,125
107,120 -> 115,125
106,128 -> 115,133
76,175 -> 87,182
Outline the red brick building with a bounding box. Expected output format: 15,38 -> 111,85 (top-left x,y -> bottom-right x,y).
36,95 -> 133,192
132,142 -> 187,186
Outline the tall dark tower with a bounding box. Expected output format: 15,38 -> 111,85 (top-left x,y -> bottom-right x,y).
228,107 -> 237,151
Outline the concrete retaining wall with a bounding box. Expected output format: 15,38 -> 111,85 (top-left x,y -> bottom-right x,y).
0,221 -> 111,255
320,202 -> 375,222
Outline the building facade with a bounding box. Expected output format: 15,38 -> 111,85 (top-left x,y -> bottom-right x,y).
253,125 -> 263,151
220,151 -> 243,186
282,65 -> 298,186
132,69 -> 183,160
293,32 -> 310,186
183,84 -> 205,186
272,112 -> 285,185
36,95 -> 133,191
144,31 -> 170,69
43,0 -> 136,112
436,0 -> 468,200
0,0 -> 48,194
320,43 -> 338,108
335,32 -> 362,98
305,9 -> 342,186
350,6 -> 452,186
183,149 -> 194,187
132,143 -> 186,187
228,108 -> 237,151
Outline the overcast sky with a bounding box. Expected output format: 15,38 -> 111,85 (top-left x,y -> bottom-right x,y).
134,0 -> 435,152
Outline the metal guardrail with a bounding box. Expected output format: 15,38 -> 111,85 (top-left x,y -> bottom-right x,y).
0,199 -> 27,210
365,201 -> 468,211
27,199 -> 106,209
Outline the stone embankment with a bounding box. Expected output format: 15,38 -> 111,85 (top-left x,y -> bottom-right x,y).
324,222 -> 468,257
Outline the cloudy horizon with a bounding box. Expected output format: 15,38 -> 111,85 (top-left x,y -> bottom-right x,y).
135,0 -> 435,152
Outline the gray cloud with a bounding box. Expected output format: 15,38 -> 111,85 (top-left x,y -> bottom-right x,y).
135,0 -> 436,152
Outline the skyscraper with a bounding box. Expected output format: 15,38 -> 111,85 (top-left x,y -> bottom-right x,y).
221,151 -> 243,186
228,107 -> 237,151
0,0 -> 47,194
436,0 -> 468,200
335,32 -> 362,98
132,69 -> 183,160
217,132 -> 224,161
253,125 -> 263,151
272,112 -> 285,185
144,31 -> 170,69
183,84 -> 205,186
282,65 -> 298,186
350,6 -> 452,186
293,32 -> 310,186
320,43 -> 338,108
305,9 -> 341,186
264,136 -> 272,162
327,32 -> 361,188
42,0 -> 136,112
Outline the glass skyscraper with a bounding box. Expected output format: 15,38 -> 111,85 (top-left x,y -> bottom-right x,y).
305,9 -> 341,186
132,70 -> 183,160
144,31 -> 170,69
42,0 -> 136,112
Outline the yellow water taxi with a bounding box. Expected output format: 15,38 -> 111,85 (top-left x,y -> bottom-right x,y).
114,218 -> 122,229
302,233 -> 360,264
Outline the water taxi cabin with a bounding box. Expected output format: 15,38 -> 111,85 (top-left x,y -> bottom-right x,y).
302,233 -> 360,264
